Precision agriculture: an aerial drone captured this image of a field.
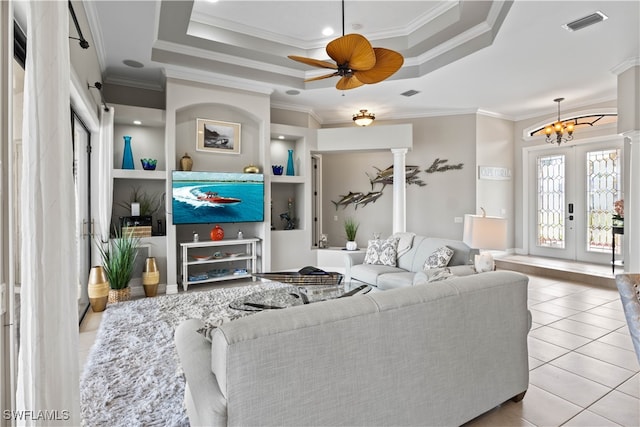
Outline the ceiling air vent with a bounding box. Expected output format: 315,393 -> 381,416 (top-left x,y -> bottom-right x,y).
401,89 -> 420,97
562,11 -> 608,32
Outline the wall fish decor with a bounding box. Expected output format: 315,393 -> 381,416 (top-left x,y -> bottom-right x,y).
331,158 -> 463,210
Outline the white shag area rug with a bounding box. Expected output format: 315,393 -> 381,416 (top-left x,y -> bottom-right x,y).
80,281 -> 289,427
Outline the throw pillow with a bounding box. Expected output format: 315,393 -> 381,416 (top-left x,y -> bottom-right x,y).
474,253 -> 494,273
423,246 -> 454,270
364,238 -> 399,266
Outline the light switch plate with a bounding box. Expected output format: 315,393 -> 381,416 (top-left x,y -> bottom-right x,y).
454,217 -> 463,223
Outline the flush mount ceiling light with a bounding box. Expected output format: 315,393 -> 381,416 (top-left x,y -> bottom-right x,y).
288,0 -> 403,90
353,109 -> 375,126
544,98 -> 574,145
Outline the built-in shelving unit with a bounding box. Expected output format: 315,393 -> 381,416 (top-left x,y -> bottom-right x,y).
112,104 -> 168,289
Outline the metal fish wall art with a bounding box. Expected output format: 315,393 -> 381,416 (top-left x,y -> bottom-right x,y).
331,191 -> 364,210
367,165 -> 425,189
354,191 -> 384,208
425,158 -> 464,173
331,158 -> 463,210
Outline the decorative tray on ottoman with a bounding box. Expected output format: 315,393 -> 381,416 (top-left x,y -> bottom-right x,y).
253,266 -> 343,286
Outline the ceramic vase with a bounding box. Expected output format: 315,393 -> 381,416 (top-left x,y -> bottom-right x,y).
142,257 -> 160,297
180,152 -> 193,171
210,224 -> 224,241
346,241 -> 358,251
122,135 -> 135,170
286,149 -> 295,176
87,266 -> 110,312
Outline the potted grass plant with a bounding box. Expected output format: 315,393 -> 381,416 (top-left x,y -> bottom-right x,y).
96,228 -> 140,303
344,217 -> 359,251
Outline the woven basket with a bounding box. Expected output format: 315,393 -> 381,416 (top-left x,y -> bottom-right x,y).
108,287 -> 131,303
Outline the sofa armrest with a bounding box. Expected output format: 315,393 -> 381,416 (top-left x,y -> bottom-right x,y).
344,251 -> 366,281
175,319 -> 227,427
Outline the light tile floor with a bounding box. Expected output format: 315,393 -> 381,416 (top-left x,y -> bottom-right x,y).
466,274 -> 639,426
80,273 -> 640,426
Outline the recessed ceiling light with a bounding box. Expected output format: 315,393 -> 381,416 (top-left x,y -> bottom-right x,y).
207,0 -> 219,3
133,120 -> 142,125
322,27 -> 334,36
285,89 -> 300,96
278,135 -> 285,140
123,59 -> 144,68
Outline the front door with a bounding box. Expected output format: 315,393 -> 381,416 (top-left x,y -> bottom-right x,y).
528,139 -> 623,263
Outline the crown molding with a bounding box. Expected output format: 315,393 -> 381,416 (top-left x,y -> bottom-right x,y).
164,65 -> 275,96
611,57 -> 640,76
82,1 -> 107,74
270,101 -> 323,125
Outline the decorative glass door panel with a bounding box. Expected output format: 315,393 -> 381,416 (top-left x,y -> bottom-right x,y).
585,149 -> 621,253
537,154 -> 566,249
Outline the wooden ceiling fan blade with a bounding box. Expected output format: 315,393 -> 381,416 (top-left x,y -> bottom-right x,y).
288,55 -> 338,70
335,75 -> 364,90
305,72 -> 339,82
326,34 -> 376,71
354,48 -> 404,84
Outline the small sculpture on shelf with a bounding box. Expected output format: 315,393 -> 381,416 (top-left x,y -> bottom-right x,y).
280,212 -> 296,230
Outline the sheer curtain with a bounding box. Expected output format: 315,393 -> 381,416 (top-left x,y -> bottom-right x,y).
16,2 -> 80,425
98,107 -> 114,245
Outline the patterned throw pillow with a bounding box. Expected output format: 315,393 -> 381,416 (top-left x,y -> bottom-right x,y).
423,246 -> 454,270
364,238 -> 399,266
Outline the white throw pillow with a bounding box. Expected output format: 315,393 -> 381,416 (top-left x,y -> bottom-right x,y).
364,238 -> 399,266
474,253 -> 494,273
423,246 -> 454,270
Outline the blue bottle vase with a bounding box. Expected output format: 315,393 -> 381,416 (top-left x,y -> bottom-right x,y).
286,149 -> 295,176
122,135 -> 135,170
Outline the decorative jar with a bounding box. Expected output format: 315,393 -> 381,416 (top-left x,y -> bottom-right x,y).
210,224 -> 225,241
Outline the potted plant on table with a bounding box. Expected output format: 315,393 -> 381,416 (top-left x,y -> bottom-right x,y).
344,217 -> 359,251
96,228 -> 140,303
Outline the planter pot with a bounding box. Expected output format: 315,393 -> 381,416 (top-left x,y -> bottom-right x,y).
142,257 -> 160,297
345,241 -> 358,251
87,266 -> 109,312
108,287 -> 131,304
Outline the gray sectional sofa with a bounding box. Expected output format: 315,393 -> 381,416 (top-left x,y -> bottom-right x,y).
345,235 -> 478,289
175,271 -> 531,426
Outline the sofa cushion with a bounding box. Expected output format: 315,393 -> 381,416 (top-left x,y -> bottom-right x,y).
377,271 -> 416,290
351,263 -> 405,286
364,238 -> 399,266
423,246 -> 454,269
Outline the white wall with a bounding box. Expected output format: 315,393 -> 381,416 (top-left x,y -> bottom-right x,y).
476,114 -> 515,247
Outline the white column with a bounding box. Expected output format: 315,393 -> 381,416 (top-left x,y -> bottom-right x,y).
623,131 -> 640,272
392,148 -> 408,234
615,62 -> 640,272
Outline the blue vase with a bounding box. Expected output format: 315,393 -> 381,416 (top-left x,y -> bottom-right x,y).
122,135 -> 135,169
286,149 -> 294,176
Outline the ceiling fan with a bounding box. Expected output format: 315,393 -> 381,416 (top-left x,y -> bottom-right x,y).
288,0 -> 404,90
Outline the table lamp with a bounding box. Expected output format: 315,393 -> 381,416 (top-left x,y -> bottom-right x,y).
463,208 -> 507,272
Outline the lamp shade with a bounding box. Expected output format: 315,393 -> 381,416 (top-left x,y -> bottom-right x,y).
463,214 -> 507,250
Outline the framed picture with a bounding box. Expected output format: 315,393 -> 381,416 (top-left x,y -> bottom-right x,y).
196,118 -> 241,154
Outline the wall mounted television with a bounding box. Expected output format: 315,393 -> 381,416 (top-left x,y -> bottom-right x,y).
171,171 -> 264,225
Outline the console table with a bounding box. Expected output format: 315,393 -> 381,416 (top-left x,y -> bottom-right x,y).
180,238 -> 259,291
612,225 -> 624,274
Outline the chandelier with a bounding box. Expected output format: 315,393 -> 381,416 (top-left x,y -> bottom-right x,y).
544,97 -> 575,145
353,109 -> 375,126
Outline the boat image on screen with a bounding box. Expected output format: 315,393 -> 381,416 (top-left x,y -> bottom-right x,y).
172,171 -> 264,224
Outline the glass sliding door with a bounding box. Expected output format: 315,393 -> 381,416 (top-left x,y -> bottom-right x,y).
72,111 -> 92,322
